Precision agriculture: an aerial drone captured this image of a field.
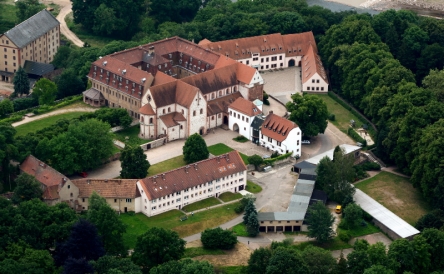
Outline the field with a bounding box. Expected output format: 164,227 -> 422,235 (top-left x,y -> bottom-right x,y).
182,197 -> 222,212
355,171 -> 430,225
219,192 -> 242,202
314,94 -> 368,134
231,223 -> 249,237
65,13 -> 114,47
14,112 -> 88,136
147,155 -> 187,176
246,180 -> 262,194
119,202 -> 242,248
208,143 -> 249,164
183,247 -> 225,258
113,125 -> 148,147
337,221 -> 381,237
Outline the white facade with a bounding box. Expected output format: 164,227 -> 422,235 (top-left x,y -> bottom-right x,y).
137,171 -> 247,217
303,73 -> 329,93
228,108 -> 255,140
260,127 -> 302,157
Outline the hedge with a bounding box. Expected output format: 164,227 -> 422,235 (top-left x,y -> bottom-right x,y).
347,127 -> 367,146
263,152 -> 293,166
32,95 -> 82,115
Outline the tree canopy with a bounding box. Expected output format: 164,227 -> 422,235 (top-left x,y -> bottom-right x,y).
286,94 -> 328,137
183,133 -> 209,164
11,173 -> 43,204
201,227 -> 237,250
306,201 -> 335,243
13,66 -> 30,97
32,78 -> 57,106
120,146 -> 150,179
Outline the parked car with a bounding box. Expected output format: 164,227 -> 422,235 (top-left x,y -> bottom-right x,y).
301,140 -> 311,145
335,205 -> 342,214
262,154 -> 271,159
79,172 -> 88,178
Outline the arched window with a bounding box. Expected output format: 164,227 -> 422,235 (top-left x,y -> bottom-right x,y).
226,89 -> 228,94
149,118 -> 153,124
163,109 -> 165,114
181,109 -> 184,115
200,109 -> 203,114
193,111 -> 196,116
141,117 -> 144,123
219,91 -> 222,96
168,107 -> 171,112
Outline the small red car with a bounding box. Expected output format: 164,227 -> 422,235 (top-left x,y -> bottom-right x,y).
79,172 -> 88,178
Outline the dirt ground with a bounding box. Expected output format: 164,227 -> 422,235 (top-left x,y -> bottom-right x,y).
187,240 -> 252,267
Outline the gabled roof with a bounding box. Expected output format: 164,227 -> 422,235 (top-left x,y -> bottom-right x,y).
160,112 -> 186,128
149,80 -> 199,108
3,9 -> 59,48
282,32 -> 317,57
20,155 -> 69,188
23,61 -> 54,76
71,179 -> 140,199
229,97 -> 262,117
139,151 -> 247,200
152,71 -> 176,86
83,88 -> 104,100
301,44 -> 328,84
207,92 -> 242,116
261,113 -> 298,142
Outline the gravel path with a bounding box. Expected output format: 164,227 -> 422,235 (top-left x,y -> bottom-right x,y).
12,107 -> 95,127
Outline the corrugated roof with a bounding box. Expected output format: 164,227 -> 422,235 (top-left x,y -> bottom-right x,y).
4,9 -> 59,48
139,151 -> 247,200
354,189 -> 419,238
23,60 -> 54,76
306,144 -> 361,165
71,179 -> 140,199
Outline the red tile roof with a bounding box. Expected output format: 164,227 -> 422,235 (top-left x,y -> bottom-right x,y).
139,151 -> 247,200
139,103 -> 155,115
207,92 -> 242,116
71,179 -> 140,199
282,32 -> 317,57
159,112 -> 186,128
149,80 -> 199,108
152,71 -> 175,86
261,113 -> 298,142
20,155 -> 69,188
229,97 -> 262,117
301,44 -> 328,84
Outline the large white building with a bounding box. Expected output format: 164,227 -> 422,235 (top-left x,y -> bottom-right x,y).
199,32 -> 328,93
137,151 -> 247,217
259,112 -> 302,157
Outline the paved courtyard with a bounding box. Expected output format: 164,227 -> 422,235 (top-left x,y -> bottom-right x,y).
261,67 -> 302,105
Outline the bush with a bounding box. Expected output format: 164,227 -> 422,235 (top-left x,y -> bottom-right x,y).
361,162 -> 381,171
233,135 -> 249,143
234,204 -> 244,214
328,113 -> 335,121
338,219 -> 348,230
347,127 -> 367,146
201,227 -> 237,250
338,231 -> 352,242
263,91 -> 270,105
362,210 -> 373,222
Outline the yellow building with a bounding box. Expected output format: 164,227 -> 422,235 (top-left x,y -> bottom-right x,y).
0,9 -> 60,82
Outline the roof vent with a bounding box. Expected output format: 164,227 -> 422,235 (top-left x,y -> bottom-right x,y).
141,78 -> 146,83
103,61 -> 107,66
122,69 -> 126,75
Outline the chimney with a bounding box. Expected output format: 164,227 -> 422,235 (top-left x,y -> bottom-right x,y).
226,154 -> 230,161
269,110 -> 273,114
162,173 -> 166,180
103,61 -> 107,66
185,165 -> 189,173
148,46 -> 155,55
194,164 -> 198,170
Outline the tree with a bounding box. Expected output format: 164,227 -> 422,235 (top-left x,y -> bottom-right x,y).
347,240 -> 372,274
0,99 -> 14,116
92,255 -> 142,274
301,246 -> 336,274
15,0 -> 45,22
201,227 -> 237,250
131,227 -> 185,271
12,173 -> 43,204
183,133 -> 209,164
416,209 -> 444,231
423,68 -> 444,102
363,265 -> 395,274
55,68 -> 85,98
120,146 -> 150,179
54,219 -> 105,267
343,203 -> 363,228
243,198 -> 259,237
387,239 -> 416,273
334,251 -> 348,274
149,258 -> 214,274
13,66 -> 30,97
248,247 -> 272,274
52,46 -> 72,69
306,201 -> 335,243
87,192 -> 127,256
63,257 -> 94,274
0,123 -> 17,190
286,94 -> 328,137
247,155 -> 263,171
32,78 -> 57,105
421,228 -> 444,272
266,247 -> 309,274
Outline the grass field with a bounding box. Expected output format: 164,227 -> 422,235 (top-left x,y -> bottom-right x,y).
216,266 -> 248,274
65,13 -> 114,47
119,202 -> 242,248
337,221 -> 381,237
246,180 -> 262,193
355,171 -> 430,225
148,155 -> 187,176
113,125 -> 148,147
14,112 -> 88,136
219,192 -> 242,202
231,223 -> 249,237
183,247 -> 225,258
182,197 -> 222,212
208,143 -> 249,164
314,94 -> 368,134
0,3 -> 17,33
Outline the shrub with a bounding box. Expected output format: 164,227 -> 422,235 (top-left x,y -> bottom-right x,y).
234,204 -> 244,214
263,91 -> 270,105
338,231 -> 352,242
362,210 -> 373,222
328,113 -> 335,121
347,127 -> 367,146
362,162 -> 381,171
233,135 -> 249,143
201,227 -> 237,250
338,219 -> 348,230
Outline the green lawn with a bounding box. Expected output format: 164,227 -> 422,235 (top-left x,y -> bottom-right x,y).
208,143 -> 234,155
219,192 -> 242,202
239,153 -> 249,165
246,180 -> 262,194
337,222 -> 381,238
314,94 -> 368,134
14,112 -> 88,136
292,237 -> 352,251
355,171 -> 430,225
183,247 -> 225,258
148,155 -> 187,176
113,125 -> 148,147
65,13 -> 114,47
216,266 -> 248,274
231,223 -> 249,237
182,197 -> 222,212
119,202 -> 242,248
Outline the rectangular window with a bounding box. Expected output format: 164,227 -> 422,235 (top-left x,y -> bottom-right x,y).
268,137 -> 272,142
271,56 -> 277,61
126,198 -> 132,203
261,58 -> 264,62
279,56 -> 282,60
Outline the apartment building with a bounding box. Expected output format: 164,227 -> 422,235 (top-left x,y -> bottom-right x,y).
0,9 -> 60,82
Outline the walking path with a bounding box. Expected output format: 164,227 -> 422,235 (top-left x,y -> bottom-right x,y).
11,107 -> 95,127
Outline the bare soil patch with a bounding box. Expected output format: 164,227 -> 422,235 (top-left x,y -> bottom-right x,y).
193,243 -> 252,267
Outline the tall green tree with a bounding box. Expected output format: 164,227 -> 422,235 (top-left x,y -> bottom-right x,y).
13,66 -> 30,97
87,192 -> 127,256
132,227 -> 185,271
243,198 -> 259,237
92,255 -> 142,274
0,123 -> 17,190
201,227 -> 237,250
183,133 -> 209,164
248,247 -> 272,274
11,173 -> 42,204
15,0 -> 45,22
306,201 -> 335,243
343,203 -> 363,228
32,78 -> 57,105
120,146 -> 150,179
247,155 -> 263,171
286,94 -> 328,137
301,246 -> 336,274
266,247 -> 309,274
0,99 -> 14,116
54,68 -> 85,98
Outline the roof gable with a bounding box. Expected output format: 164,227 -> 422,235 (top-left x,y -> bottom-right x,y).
261,113 -> 298,142
229,97 -> 262,117
20,155 -> 69,188
5,9 -> 59,48
71,179 -> 139,198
